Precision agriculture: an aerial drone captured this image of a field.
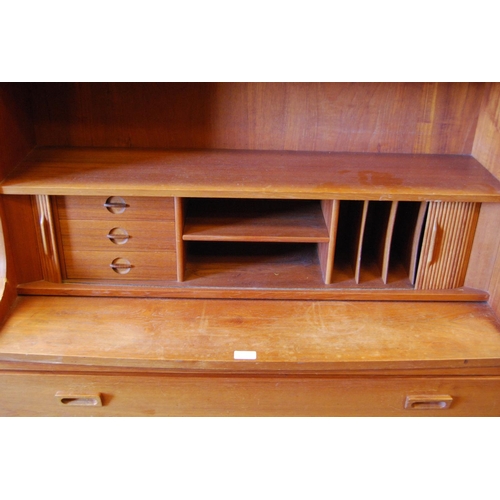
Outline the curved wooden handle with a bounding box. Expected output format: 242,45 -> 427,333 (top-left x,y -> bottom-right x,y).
404,394 -> 453,410
55,392 -> 102,407
103,202 -> 128,209
427,220 -> 439,264
39,212 -> 49,255
106,233 -> 129,240
110,262 -> 133,270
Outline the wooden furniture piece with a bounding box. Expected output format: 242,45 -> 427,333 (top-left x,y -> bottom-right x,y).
2,82 -> 500,416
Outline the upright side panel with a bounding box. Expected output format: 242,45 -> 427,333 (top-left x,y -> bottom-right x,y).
1,196 -> 43,284
0,84 -> 36,319
470,83 -> 500,315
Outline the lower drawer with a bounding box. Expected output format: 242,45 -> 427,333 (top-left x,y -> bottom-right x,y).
1,372 -> 500,416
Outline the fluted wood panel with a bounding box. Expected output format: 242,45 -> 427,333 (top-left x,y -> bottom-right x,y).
33,195 -> 62,283
415,202 -> 480,290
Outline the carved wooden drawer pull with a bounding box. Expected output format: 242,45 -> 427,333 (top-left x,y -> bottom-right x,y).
110,258 -> 133,274
55,392 -> 102,407
404,394 -> 453,410
107,227 -> 130,244
104,196 -> 128,214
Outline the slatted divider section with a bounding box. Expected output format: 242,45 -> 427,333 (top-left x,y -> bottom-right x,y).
331,200 -> 431,287
414,202 -> 480,290
318,200 -> 339,284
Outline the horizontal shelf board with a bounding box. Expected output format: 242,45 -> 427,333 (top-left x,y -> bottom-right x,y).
3,147 -> 500,201
1,296 -> 500,371
183,199 -> 330,242
184,243 -> 327,287
182,244 -> 414,290
16,281 -> 489,301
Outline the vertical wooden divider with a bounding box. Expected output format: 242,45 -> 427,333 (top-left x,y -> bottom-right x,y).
32,195 -> 62,283
174,197 -> 185,282
414,203 -> 436,289
354,201 -> 369,284
409,202 -> 428,285
380,201 -> 399,284
319,200 -> 339,284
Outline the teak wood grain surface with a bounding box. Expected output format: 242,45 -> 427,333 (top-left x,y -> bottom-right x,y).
3,148 -> 500,201
2,372 -> 500,416
2,82 -> 500,416
29,83 -> 483,155
1,296 -> 500,372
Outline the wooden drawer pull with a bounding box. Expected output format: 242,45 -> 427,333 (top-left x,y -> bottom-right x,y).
103,202 -> 128,209
106,233 -> 129,241
405,394 -> 453,410
104,197 -> 128,214
110,257 -> 133,274
107,227 -> 130,245
110,262 -> 133,270
55,392 -> 102,407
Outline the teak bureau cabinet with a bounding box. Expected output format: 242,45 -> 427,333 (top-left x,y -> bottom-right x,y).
1,82 -> 500,416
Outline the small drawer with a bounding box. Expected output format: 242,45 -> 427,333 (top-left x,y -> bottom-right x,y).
59,220 -> 176,252
63,250 -> 177,280
57,196 -> 175,221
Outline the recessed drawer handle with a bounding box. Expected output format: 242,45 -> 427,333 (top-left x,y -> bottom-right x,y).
104,197 -> 129,214
110,262 -> 133,270
110,257 -> 133,274
55,392 -> 102,407
427,220 -> 439,264
106,233 -> 129,240
405,395 -> 453,410
103,202 -> 128,209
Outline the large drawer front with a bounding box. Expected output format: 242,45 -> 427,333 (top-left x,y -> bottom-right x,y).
1,372 -> 500,416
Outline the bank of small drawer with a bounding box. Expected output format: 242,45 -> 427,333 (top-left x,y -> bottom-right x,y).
59,220 -> 176,252
57,196 -> 175,221
1,372 -> 500,416
63,250 -> 177,280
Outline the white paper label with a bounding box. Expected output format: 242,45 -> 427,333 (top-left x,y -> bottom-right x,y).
234,350 -> 257,360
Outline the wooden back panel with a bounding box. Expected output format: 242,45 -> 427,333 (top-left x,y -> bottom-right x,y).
30,83 -> 483,154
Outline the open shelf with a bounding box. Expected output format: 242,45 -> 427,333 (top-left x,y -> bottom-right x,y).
184,242 -> 324,287
183,198 -> 330,242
